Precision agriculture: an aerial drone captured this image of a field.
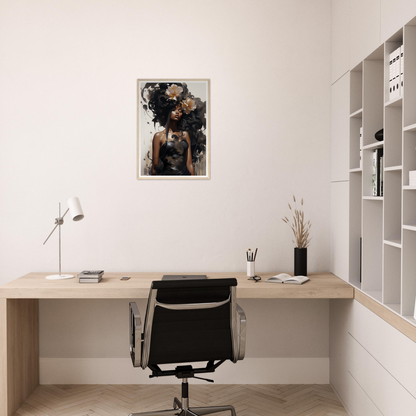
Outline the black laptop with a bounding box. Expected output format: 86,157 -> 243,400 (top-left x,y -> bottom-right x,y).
162,275 -> 207,281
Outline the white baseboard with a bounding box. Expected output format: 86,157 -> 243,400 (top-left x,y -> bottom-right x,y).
40,357 -> 329,384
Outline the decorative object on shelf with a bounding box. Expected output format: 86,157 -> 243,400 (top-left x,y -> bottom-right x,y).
43,197 -> 84,280
372,148 -> 384,196
282,196 -> 311,276
137,79 -> 210,179
375,128 -> 383,141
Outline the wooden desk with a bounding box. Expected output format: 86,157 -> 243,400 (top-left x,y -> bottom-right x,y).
0,272 -> 352,416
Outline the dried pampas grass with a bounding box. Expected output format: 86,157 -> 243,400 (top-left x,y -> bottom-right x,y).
282,195 -> 312,248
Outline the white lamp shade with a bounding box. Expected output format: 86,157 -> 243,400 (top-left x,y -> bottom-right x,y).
67,197 -> 84,221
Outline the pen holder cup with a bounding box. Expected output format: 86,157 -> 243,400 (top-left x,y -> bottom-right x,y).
247,261 -> 255,278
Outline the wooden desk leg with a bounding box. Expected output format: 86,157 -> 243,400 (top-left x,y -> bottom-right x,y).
0,299 -> 39,416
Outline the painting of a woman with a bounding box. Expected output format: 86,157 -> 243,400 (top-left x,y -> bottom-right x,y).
137,80 -> 209,179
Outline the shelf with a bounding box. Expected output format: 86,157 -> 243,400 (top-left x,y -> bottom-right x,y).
363,196 -> 383,200
365,290 -> 383,303
384,239 -> 402,248
385,165 -> 402,171
403,185 -> 416,190
384,303 -> 401,314
403,225 -> 416,231
350,108 -> 363,118
403,316 -> 416,327
363,141 -> 384,150
404,123 -> 416,132
385,96 -> 402,107
350,168 -> 362,173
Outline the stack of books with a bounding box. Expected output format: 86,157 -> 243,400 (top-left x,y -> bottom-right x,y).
78,270 -> 104,283
409,171 -> 416,187
389,45 -> 403,100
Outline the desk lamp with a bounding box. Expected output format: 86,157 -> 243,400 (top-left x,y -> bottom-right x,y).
43,197 -> 84,280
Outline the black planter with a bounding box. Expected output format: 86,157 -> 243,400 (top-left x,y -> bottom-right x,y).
294,248 -> 307,276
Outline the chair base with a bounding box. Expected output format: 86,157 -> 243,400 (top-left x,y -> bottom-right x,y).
129,396 -> 236,416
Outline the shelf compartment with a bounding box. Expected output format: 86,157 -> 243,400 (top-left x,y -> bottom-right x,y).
350,108 -> 363,118
363,58 -> 384,147
362,146 -> 384,198
385,97 -> 402,107
384,239 -> 402,248
384,170 -> 402,242
385,165 -> 402,171
384,38 -> 403,104
362,199 -> 383,293
350,63 -> 363,114
404,123 -> 416,132
402,131 -> 416,186
384,106 -> 403,168
383,244 -> 401,307
403,25 -> 416,128
350,117 -> 363,170
363,141 -> 384,150
402,230 -> 416,317
363,196 -> 383,200
403,177 -> 416,228
365,290 -> 383,303
384,303 -> 401,314
349,171 -> 362,287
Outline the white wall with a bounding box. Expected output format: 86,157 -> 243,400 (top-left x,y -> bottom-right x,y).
0,0 -> 332,381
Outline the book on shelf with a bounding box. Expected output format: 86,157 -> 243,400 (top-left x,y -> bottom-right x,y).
400,44 -> 404,95
265,273 -> 309,285
389,47 -> 401,100
372,148 -> 383,196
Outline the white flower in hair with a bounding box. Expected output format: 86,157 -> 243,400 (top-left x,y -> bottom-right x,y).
182,98 -> 196,114
166,84 -> 183,101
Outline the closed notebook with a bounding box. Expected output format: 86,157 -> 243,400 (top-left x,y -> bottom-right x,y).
265,274 -> 309,284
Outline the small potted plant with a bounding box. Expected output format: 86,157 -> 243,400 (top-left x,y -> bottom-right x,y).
282,196 -> 312,276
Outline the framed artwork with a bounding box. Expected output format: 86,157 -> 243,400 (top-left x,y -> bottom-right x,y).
137,79 -> 210,179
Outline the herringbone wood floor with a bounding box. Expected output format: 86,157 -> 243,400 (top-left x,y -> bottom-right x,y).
15,384 -> 349,416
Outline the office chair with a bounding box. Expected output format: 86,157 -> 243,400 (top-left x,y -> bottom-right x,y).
129,278 -> 246,416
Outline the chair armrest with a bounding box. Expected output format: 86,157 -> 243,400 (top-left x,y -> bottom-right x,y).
236,303 -> 246,360
129,302 -> 142,368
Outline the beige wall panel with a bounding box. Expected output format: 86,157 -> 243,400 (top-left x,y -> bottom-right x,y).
331,0 -> 350,83
349,0 -> 381,68
331,73 -> 350,181
330,182 -> 349,281
381,0 -> 416,41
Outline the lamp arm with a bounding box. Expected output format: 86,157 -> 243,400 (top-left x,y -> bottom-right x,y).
43,208 -> 70,245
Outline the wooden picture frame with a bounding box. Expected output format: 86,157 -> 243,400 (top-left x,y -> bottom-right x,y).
137,79 -> 210,179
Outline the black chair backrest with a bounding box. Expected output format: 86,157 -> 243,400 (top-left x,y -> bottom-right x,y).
146,278 -> 237,366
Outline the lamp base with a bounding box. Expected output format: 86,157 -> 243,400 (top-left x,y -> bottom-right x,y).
46,274 -> 74,280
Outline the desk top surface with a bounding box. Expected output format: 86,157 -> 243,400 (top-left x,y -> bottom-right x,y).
0,272 -> 354,299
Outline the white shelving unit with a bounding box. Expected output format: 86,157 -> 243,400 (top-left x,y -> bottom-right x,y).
349,18 -> 416,327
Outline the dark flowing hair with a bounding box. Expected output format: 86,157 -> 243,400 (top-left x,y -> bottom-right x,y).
140,82 -> 206,164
